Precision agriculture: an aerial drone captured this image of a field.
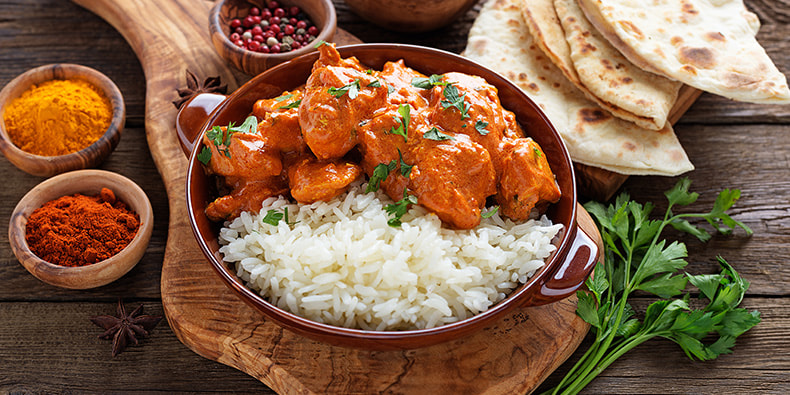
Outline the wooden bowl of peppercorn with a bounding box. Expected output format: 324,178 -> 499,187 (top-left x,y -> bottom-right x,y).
209,0 -> 337,76
0,63 -> 125,177
8,169 -> 153,290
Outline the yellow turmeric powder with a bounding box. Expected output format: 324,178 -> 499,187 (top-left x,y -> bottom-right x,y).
3,79 -> 112,156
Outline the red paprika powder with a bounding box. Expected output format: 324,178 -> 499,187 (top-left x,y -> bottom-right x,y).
25,188 -> 140,267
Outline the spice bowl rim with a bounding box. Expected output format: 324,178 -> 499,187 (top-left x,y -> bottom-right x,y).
0,63 -> 125,177
209,0 -> 337,76
9,169 -> 154,290
181,43 -> 599,350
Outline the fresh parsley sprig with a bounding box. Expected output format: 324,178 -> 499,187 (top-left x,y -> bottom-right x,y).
424,127 -> 454,141
544,178 -> 758,395
261,207 -> 297,226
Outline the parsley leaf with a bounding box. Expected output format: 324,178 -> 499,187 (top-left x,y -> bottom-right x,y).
197,146 -> 212,165
387,104 -> 410,142
328,79 -> 361,99
474,120 -> 489,135
396,148 -> 413,177
313,40 -> 328,48
440,84 -> 471,119
367,80 -> 382,88
365,161 -> 397,193
273,94 -> 294,102
424,127 -> 455,141
411,74 -> 448,89
547,178 -> 758,394
278,99 -> 302,110
481,206 -> 499,218
261,209 -> 284,226
384,190 -> 417,227
229,115 -> 258,134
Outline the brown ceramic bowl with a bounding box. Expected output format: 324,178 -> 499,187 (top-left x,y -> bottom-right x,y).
210,0 -> 337,76
344,0 -> 478,33
9,169 -> 153,290
0,64 -> 125,177
178,44 -> 598,350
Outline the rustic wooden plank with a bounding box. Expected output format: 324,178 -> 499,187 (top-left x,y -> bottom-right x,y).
0,301 -> 271,393
539,298 -> 789,393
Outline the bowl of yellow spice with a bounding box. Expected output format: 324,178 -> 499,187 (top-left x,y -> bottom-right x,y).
0,63 -> 124,177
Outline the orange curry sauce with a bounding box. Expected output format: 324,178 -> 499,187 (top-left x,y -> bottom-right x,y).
202,44 -> 560,230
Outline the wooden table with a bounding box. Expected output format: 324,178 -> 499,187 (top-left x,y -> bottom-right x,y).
1,0 -> 787,393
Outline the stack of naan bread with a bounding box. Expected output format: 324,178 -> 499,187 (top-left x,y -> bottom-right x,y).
463,0 -> 790,176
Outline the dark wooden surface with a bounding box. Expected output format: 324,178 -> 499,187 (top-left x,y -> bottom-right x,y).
0,0 -> 788,393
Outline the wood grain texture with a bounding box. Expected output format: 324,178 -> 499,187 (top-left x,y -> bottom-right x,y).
1,0 -> 789,393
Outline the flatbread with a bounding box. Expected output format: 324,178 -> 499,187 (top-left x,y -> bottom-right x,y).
464,0 -> 693,176
554,0 -> 682,130
578,0 -> 790,104
520,0 -> 678,130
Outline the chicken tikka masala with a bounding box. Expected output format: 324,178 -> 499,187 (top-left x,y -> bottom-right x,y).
200,43 -> 560,230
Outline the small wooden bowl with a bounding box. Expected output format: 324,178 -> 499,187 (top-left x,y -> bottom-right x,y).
344,0 -> 477,32
0,64 -> 125,177
209,0 -> 337,76
9,169 -> 153,290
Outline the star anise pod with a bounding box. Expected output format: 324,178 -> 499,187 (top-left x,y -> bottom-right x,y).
172,69 -> 228,109
90,299 -> 163,357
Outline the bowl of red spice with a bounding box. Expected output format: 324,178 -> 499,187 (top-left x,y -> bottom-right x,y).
0,63 -> 124,177
9,169 -> 153,289
209,0 -> 336,76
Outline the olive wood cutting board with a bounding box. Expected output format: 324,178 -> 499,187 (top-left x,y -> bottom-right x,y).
70,0 -> 694,393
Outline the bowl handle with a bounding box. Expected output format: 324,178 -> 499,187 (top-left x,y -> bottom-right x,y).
175,93 -> 227,157
522,225 -> 599,307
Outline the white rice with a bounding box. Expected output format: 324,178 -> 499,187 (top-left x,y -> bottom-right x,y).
218,182 -> 562,331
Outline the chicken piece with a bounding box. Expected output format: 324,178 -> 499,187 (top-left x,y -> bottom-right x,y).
252,90 -> 308,154
427,72 -> 509,155
205,177 -> 288,221
202,130 -> 282,179
288,157 -> 363,204
299,45 -> 388,159
406,135 -> 496,229
379,60 -> 431,109
495,138 -> 561,221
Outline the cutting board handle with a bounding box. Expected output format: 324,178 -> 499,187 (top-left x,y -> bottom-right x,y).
175,93 -> 228,157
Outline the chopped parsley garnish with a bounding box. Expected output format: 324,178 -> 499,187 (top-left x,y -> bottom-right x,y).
328,79 -> 361,99
441,84 -> 471,119
201,116 -> 258,163
365,149 -> 413,193
367,80 -> 382,88
313,40 -> 328,48
261,209 -> 284,225
396,148 -> 413,177
423,127 -> 455,141
229,115 -> 258,134
384,190 -> 418,227
411,74 -> 449,89
365,69 -> 374,75
481,206 -> 499,218
261,207 -> 295,226
533,146 -> 543,159
197,146 -> 212,165
273,94 -> 294,102
387,84 -> 395,95
387,104 -> 410,142
278,99 -> 302,110
474,120 -> 490,135
366,161 -> 397,193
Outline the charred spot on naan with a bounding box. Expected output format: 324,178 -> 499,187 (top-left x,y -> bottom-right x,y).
678,46 -> 716,69
671,36 -> 684,46
724,71 -> 762,88
578,108 -> 611,125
